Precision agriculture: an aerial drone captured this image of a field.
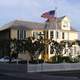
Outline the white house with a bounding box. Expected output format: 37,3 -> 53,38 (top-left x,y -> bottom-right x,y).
0,16 -> 78,61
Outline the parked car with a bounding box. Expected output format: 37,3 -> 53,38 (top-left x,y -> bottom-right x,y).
0,56 -> 10,63
0,56 -> 26,64
11,58 -> 22,63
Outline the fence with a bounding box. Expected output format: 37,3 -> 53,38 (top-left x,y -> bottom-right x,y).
27,63 -> 80,72
0,63 -> 80,73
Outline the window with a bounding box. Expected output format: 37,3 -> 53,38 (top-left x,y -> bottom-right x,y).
63,21 -> 68,27
50,45 -> 54,54
33,32 -> 38,39
56,31 -> 59,39
20,30 -> 24,39
17,30 -> 26,40
50,31 -> 54,39
33,32 -> 44,39
62,32 -> 65,39
23,30 -> 26,39
38,32 -> 44,39
17,30 -> 20,39
63,25 -> 66,27
33,32 -> 35,38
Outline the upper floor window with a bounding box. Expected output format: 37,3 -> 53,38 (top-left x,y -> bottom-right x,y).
33,32 -> 44,39
23,30 -> 26,39
56,31 -> 59,39
17,30 -> 19,39
63,25 -> 66,27
62,32 -> 65,39
63,21 -> 69,28
50,31 -> 54,39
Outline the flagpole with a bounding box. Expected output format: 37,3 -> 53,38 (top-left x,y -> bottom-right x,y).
54,7 -> 59,62
44,21 -> 48,62
55,7 -> 57,42
41,9 -> 56,62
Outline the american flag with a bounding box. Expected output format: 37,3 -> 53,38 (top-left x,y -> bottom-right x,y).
41,10 -> 55,19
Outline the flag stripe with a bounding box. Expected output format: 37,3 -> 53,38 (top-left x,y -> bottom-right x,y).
41,10 -> 55,19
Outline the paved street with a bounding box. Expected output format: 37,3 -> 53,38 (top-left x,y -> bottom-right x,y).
43,70 -> 80,78
0,73 -> 79,80
0,64 -> 80,80
0,70 -> 80,80
42,70 -> 80,80
0,74 -> 27,80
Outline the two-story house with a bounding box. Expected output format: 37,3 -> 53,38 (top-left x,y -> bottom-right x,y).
0,16 -> 78,61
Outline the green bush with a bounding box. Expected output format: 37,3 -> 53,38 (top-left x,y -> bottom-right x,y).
51,55 -> 63,63
51,56 -> 75,63
62,56 -> 73,63
29,59 -> 44,64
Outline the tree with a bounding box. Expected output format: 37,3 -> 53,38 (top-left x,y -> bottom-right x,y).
21,37 -> 45,61
74,40 -> 80,46
10,37 -> 45,62
10,39 -> 27,58
50,40 -> 63,62
10,39 -> 19,58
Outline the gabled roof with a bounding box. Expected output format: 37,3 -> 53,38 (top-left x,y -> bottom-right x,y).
0,19 -> 77,32
0,20 -> 46,31
0,20 -> 61,31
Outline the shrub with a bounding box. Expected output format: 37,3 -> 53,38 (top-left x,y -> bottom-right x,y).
62,56 -> 73,63
51,55 -> 63,63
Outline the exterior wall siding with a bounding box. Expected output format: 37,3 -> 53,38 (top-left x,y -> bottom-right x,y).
69,32 -> 78,41
32,30 -> 44,39
10,29 -> 17,39
61,16 -> 70,30
10,29 -> 33,39
47,30 -> 78,59
26,30 -> 32,38
0,17 -> 78,61
44,29 -> 78,60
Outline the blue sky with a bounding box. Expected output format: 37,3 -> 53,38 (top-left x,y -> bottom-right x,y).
0,0 -> 80,31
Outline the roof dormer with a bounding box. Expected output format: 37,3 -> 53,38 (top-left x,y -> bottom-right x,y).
61,16 -> 70,30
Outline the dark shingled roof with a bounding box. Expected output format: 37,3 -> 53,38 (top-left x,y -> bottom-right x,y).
0,19 -> 77,32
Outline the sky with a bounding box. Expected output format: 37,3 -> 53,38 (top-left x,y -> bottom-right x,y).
0,0 -> 80,31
